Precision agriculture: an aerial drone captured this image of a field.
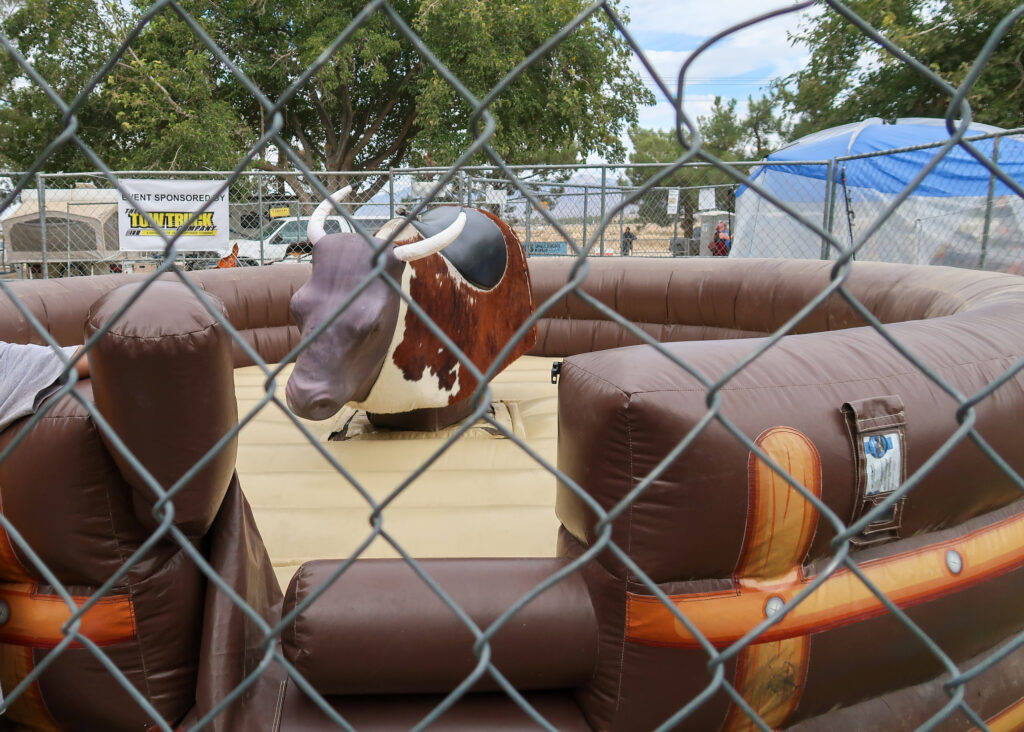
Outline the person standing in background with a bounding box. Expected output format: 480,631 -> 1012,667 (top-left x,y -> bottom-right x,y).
621,226 -> 637,256
710,220 -> 731,256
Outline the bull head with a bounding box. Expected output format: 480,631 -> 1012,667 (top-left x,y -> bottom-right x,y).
285,187 -> 466,420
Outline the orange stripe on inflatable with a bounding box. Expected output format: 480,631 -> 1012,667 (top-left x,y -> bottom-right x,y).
720,427 -> 818,731
737,426 -> 821,586
722,636 -> 810,731
0,644 -> 59,731
0,492 -> 33,583
0,584 -> 136,649
627,509 -> 1024,649
980,695 -> 1024,732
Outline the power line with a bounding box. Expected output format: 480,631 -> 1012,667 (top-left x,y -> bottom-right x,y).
638,74 -> 777,86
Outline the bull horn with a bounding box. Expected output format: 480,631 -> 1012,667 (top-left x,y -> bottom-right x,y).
392,211 -> 466,262
307,186 -> 352,244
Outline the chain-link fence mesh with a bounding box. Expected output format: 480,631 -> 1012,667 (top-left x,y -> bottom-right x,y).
11,133 -> 1024,275
1,1 -> 1024,731
7,163 -> 755,274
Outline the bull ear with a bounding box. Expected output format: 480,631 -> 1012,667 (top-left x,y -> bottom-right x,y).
392,211 -> 466,262
307,186 -> 352,244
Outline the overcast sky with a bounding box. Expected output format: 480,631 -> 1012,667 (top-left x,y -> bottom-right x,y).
623,1 -> 817,131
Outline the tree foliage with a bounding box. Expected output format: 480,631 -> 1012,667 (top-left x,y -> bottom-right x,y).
777,0 -> 1024,138
623,96 -> 789,227
0,0 -> 120,172
0,0 -> 653,197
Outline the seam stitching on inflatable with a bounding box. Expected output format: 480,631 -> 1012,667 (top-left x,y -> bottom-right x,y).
615,391 -> 636,722
622,354 -> 1020,395
563,362 -> 629,397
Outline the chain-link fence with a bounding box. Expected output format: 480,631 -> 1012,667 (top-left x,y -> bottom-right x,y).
4,163 -> 758,276
9,130 -> 1024,276
2,1 -> 1024,731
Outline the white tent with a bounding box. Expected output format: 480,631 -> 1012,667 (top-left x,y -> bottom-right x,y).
733,118 -> 1024,270
3,188 -> 122,264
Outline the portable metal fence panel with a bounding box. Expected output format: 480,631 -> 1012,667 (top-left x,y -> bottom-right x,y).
0,1 -> 1022,731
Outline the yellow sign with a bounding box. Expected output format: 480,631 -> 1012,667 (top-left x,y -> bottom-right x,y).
125,211 -> 216,235
269,207 -> 291,218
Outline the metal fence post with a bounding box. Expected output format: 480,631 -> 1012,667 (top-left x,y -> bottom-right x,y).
822,159 -> 836,260
582,184 -> 588,252
600,165 -> 606,256
618,204 -> 624,257
525,185 -> 532,254
388,168 -> 395,218
257,172 -> 265,264
980,136 -> 1001,270
672,187 -> 679,245
36,173 -> 47,279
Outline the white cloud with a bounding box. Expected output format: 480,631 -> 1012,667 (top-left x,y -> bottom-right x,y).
636,94 -> 723,132
622,1 -> 815,130
623,0 -> 812,36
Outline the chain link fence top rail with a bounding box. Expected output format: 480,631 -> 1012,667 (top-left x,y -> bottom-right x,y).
1,1 -> 1024,731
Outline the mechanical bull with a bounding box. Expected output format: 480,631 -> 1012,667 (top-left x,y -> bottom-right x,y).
285,187 -> 537,428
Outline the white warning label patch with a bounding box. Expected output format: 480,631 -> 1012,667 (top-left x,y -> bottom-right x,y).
863,431 -> 902,496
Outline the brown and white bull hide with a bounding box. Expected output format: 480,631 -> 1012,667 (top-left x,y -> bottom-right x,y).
386,209 -> 536,410
286,197 -> 536,421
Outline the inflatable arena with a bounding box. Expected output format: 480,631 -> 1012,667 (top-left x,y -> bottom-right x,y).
0,209 -> 1022,730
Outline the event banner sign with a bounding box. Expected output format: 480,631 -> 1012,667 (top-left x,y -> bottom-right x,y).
117,179 -> 229,251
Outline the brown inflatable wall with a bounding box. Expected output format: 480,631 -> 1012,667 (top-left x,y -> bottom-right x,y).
0,280 -> 237,730
0,266 -> 308,367
4,258 -> 1024,731
535,258 -> 1024,731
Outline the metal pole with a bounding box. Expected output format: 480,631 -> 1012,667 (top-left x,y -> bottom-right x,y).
980,136 -> 1000,270
840,164 -> 857,262
256,173 -> 264,265
525,189 -> 532,255
388,168 -> 395,218
822,159 -> 836,260
619,206 -> 624,257
600,166 -> 607,256
37,174 -> 47,279
672,188 -> 679,247
582,185 -> 588,254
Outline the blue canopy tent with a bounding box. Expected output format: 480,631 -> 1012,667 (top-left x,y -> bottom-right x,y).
732,118 -> 1024,268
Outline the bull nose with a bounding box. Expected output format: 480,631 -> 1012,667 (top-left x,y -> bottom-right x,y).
286,378 -> 342,421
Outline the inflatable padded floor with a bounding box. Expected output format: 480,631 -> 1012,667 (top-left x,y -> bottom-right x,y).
234,355 -> 560,589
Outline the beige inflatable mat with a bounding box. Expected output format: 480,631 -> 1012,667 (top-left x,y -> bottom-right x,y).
234,355 -> 561,589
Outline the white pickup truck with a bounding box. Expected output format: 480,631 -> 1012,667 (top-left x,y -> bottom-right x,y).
233,215 -> 353,264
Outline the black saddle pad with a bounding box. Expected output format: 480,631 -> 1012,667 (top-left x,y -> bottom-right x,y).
410,207 -> 508,290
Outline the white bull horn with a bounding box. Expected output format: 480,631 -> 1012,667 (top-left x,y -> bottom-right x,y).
307,186 -> 352,244
393,211 -> 466,262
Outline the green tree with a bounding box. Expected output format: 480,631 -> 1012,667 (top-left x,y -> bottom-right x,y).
0,0 -> 654,199
104,11 -> 254,171
624,95 -> 790,228
0,0 -> 121,172
744,95 -> 792,160
777,0 -> 1024,138
697,96 -> 745,159
0,0 -> 246,172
